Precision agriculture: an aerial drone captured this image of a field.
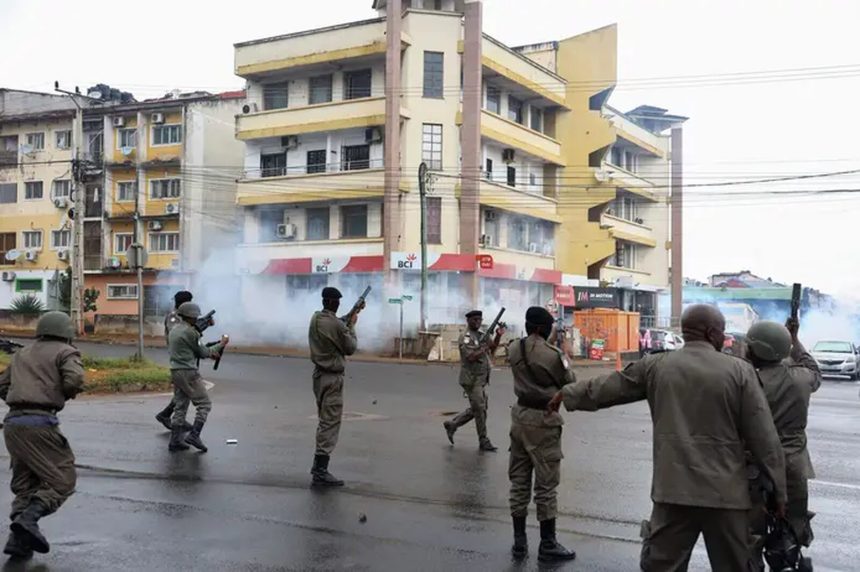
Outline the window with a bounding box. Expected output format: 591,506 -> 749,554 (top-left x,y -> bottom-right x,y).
506,216 -> 528,251
528,219 -> 554,254
309,75 -> 333,104
341,205 -> 368,238
486,85 -> 500,114
624,151 -> 638,173
23,230 -> 42,250
306,207 -> 330,240
612,195 -> 638,221
423,51 -> 444,98
26,132 -> 44,150
529,173 -> 537,187
530,107 -> 543,132
117,181 -> 137,202
427,197 -> 442,244
149,232 -> 179,252
52,180 -> 71,198
117,128 -> 136,148
422,124 -> 443,170
615,242 -> 637,268
306,150 -> 327,174
342,144 -> 370,171
263,83 -> 289,110
150,179 -> 181,199
51,229 -> 70,249
0,233 -> 16,262
16,279 -> 43,293
485,158 -> 493,180
507,166 -> 516,187
0,135 -> 17,164
115,233 -> 133,254
55,130 -> 72,150
0,183 -> 16,204
508,96 -> 524,124
24,181 -> 43,200
345,69 -> 372,100
152,124 -> 182,145
107,284 -> 138,299
261,153 -> 287,177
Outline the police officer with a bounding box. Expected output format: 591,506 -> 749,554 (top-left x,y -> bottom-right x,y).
442,310 -> 504,451
308,286 -> 361,487
155,290 -> 194,431
548,304 -> 787,571
0,312 -> 84,558
167,302 -> 228,453
745,319 -> 820,569
507,307 -> 577,562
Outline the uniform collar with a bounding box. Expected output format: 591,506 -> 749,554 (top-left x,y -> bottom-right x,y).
684,340 -> 718,351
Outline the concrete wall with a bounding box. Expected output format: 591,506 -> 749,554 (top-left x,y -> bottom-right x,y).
0,269 -> 61,311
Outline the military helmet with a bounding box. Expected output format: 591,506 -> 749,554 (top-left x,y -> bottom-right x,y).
746,321 -> 792,362
177,302 -> 202,319
36,311 -> 74,340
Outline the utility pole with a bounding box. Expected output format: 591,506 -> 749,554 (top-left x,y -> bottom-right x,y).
131,183 -> 145,360
418,162 -> 428,331
670,127 -> 684,326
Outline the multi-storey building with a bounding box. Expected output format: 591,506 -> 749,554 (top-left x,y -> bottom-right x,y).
232,0 -> 686,332
0,89 -> 78,313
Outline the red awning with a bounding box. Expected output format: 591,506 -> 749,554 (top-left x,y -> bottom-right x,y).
263,258 -> 312,275
478,262 -> 517,280
531,268 -> 562,284
340,255 -> 384,273
429,253 -> 475,271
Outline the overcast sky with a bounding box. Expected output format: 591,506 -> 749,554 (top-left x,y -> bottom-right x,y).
3,0 -> 859,297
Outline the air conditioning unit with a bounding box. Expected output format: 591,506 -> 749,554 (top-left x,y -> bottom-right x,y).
280,135 -> 298,149
365,127 -> 383,144
107,257 -> 121,269
277,223 -> 297,239
484,210 -> 496,222
634,217 -> 644,225
502,148 -> 515,163
479,234 -> 493,247
53,197 -> 69,209
1,271 -> 15,282
148,220 -> 164,231
528,243 -> 539,253
57,249 -> 69,261
165,203 -> 179,215
112,117 -> 125,128
241,103 -> 259,114
25,251 -> 38,262
151,113 -> 165,124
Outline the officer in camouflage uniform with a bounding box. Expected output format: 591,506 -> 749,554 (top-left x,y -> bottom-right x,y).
443,310 -> 505,452
0,312 -> 84,558
745,319 -> 821,570
548,304 -> 787,571
507,307 -> 577,562
167,302 -> 227,453
308,286 -> 361,487
155,290 -> 194,431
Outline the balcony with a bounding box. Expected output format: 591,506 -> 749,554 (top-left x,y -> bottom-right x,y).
238,169 -> 387,206
478,35 -> 567,108
480,110 -> 564,166
603,162 -> 658,201
237,97 -> 400,141
479,179 -> 560,223
600,214 -> 657,248
607,107 -> 667,158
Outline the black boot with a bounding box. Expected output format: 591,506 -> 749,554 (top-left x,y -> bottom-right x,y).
511,516 -> 528,559
311,454 -> 344,487
3,529 -> 33,559
10,501 -> 49,554
184,420 -> 208,452
479,438 -> 498,452
538,518 -> 576,562
443,421 -> 456,445
168,426 -> 190,452
156,405 -> 191,432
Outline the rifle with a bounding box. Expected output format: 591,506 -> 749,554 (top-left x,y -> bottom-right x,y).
790,283 -> 802,323
342,286 -> 371,324
479,307 -> 506,345
195,310 -> 215,334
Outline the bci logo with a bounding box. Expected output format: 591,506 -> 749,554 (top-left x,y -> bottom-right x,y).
397,253 -> 418,269
316,258 -> 332,272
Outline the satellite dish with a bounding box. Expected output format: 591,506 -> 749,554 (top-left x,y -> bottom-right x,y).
4,249 -> 21,262
87,90 -> 102,100
121,146 -> 134,156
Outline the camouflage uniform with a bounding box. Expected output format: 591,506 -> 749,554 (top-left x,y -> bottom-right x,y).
155,309 -> 184,426
168,321 -> 223,429
447,328 -> 493,446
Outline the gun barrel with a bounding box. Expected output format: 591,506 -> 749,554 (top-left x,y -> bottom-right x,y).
790,283 -> 802,320
360,285 -> 372,299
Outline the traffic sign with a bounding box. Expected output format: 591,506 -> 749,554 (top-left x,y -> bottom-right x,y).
388,297 -> 402,304
402,295 -> 413,301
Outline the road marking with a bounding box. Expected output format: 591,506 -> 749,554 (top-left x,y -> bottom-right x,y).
811,479 -> 860,491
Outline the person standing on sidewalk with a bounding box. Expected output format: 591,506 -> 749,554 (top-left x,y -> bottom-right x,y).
0,312 -> 84,559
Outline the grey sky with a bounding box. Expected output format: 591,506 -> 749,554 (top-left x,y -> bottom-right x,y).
3,0 -> 858,296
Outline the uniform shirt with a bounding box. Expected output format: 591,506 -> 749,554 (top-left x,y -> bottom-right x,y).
308,309 -> 357,374
0,339 -> 84,413
508,334 -> 575,426
458,328 -> 491,387
758,341 -> 822,483
168,321 -> 223,370
562,340 -> 787,509
164,310 -> 182,339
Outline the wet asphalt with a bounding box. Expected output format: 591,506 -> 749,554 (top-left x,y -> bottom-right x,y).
0,341 -> 857,571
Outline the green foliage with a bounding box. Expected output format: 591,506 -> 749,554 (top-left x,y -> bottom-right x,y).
58,268 -> 72,310
83,288 -> 99,313
10,295 -> 46,316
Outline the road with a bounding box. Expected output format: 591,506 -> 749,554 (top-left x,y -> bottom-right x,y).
0,340 -> 856,571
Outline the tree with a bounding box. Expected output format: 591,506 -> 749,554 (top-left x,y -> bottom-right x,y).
83,288 -> 99,313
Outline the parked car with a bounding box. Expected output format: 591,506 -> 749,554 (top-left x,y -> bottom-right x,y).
648,329 -> 685,352
811,340 -> 860,381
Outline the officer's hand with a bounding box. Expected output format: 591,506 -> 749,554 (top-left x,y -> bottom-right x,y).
349,313 -> 359,327
221,334 -> 230,347
209,318 -> 216,327
546,391 -> 564,415
785,318 -> 799,340
495,325 -> 506,338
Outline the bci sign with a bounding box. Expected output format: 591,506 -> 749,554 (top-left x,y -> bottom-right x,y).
396,253 -> 419,269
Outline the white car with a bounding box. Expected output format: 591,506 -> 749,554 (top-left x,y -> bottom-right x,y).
811,341 -> 860,381
648,329 -> 685,352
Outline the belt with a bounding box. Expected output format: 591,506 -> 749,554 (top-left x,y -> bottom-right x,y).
9,405 -> 58,415
517,395 -> 551,410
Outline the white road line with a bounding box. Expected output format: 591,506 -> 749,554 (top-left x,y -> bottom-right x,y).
810,479 -> 860,491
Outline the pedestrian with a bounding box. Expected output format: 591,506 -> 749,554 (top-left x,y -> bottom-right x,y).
167,302 -> 228,453
308,286 -> 362,487
442,310 -> 505,452
745,318 -> 820,570
506,307 -> 577,562
547,304 -> 787,571
0,311 -> 84,558
155,290 -> 195,432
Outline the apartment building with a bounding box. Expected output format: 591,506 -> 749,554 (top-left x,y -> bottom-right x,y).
232,0 -> 685,328
0,89 -> 78,313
